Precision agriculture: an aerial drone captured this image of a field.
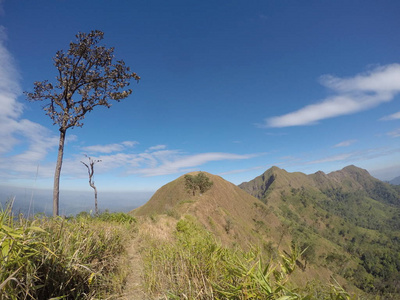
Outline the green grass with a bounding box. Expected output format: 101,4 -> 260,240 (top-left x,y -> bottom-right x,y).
1,203 -> 135,299
141,214 -> 356,299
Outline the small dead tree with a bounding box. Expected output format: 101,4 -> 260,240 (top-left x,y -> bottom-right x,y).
81,155 -> 101,215
25,30 -> 140,216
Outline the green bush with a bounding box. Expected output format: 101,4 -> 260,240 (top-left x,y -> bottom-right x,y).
184,172 -> 214,196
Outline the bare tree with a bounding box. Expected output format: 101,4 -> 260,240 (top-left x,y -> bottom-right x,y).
25,30 -> 140,216
81,155 -> 101,215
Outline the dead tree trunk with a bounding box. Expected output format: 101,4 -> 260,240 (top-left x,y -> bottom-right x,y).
81,156 -> 101,216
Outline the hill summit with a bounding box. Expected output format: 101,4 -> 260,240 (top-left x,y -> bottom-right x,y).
133,171 -> 281,246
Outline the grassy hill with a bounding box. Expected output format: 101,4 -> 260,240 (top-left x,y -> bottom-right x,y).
133,171 -> 283,247
239,165 -> 400,296
133,166 -> 400,297
132,171 -> 367,296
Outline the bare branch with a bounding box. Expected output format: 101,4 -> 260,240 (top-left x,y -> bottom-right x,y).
24,30 -> 139,216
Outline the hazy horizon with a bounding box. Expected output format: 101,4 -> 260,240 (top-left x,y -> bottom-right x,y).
0,184 -> 153,216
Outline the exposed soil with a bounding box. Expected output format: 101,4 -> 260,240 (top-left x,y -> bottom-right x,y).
117,234 -> 148,300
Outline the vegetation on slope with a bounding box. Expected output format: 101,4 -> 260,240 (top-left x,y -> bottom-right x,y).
239,165 -> 400,297
133,171 -> 285,249
4,165 -> 399,299
0,202 -> 136,299
139,214 -> 354,299
132,171 -> 363,296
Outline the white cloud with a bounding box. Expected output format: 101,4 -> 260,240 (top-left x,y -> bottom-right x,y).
122,141 -> 138,147
146,144 -> 167,152
265,64 -> 400,128
306,153 -> 353,165
320,64 -> 400,93
387,128 -> 400,138
218,165 -> 265,176
81,141 -> 138,153
380,111 -> 400,121
57,148 -> 262,179
299,147 -> 400,167
0,27 -> 22,127
0,27 -> 59,181
131,152 -> 261,177
333,140 -> 357,148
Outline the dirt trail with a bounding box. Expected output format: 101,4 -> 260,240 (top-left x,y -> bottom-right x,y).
117,234 -> 148,300
116,216 -> 177,299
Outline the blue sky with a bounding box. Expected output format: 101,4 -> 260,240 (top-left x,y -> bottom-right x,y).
1,0 -> 400,200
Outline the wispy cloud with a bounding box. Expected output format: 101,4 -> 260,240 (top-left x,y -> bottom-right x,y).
306,153 -> 353,165
218,165 -> 265,176
0,26 -> 58,181
380,111 -> 400,121
81,141 -> 138,153
265,64 -> 400,127
146,145 -> 167,152
333,140 -> 357,148
387,128 -> 400,138
55,146 -> 264,179
304,147 -> 400,166
131,152 -> 262,177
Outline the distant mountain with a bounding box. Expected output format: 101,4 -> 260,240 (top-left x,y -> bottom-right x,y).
240,164 -> 400,205
239,165 -> 400,295
390,175 -> 400,185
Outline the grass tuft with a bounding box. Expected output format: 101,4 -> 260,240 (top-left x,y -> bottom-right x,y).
1,205 -> 135,299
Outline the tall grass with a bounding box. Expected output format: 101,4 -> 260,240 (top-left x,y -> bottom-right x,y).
141,215 -> 356,299
0,202 -> 135,299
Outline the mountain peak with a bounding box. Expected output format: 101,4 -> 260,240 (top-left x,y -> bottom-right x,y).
341,165 -> 370,175
132,171 -> 279,247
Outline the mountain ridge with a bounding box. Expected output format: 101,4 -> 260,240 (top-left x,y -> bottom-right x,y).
239,164 -> 400,295
131,165 -> 400,296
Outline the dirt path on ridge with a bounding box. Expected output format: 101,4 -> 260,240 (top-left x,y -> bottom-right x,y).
116,216 -> 178,299
117,234 -> 148,300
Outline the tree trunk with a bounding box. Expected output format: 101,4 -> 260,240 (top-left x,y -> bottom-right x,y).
94,186 -> 98,216
53,128 -> 66,217
90,182 -> 98,216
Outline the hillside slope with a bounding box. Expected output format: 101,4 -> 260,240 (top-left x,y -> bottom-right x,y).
390,175 -> 400,185
133,171 -> 282,247
239,165 -> 400,296
132,171 -> 363,294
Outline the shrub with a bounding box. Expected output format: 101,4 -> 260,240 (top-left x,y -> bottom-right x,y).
184,172 -> 213,196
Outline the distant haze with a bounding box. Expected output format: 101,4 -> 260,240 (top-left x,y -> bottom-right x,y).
389,176 -> 400,185
0,185 -> 153,216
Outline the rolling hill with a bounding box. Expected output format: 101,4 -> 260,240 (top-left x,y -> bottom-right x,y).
133,171 -> 283,247
131,166 -> 400,297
